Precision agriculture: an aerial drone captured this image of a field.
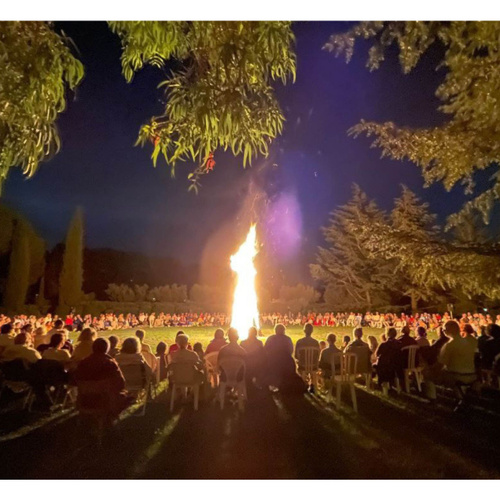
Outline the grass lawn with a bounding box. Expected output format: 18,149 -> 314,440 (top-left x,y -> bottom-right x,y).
68,324 -> 439,349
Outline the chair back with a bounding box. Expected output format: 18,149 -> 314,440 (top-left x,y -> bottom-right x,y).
205,351 -> 218,369
0,359 -> 30,382
297,347 -> 320,373
402,345 -> 419,370
218,357 -> 246,386
31,359 -> 67,386
76,378 -> 113,413
343,353 -> 358,382
346,345 -> 371,374
119,361 -> 149,392
141,350 -> 158,372
169,362 -> 198,385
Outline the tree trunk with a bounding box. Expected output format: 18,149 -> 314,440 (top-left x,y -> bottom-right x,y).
411,292 -> 418,314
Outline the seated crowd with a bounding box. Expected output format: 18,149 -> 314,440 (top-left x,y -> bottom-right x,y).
1,315 -> 500,418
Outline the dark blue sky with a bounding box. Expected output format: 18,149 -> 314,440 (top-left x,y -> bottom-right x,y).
2,22 -> 472,283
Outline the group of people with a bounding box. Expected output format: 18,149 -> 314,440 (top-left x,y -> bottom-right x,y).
2,313 -> 500,416
2,310 -> 500,334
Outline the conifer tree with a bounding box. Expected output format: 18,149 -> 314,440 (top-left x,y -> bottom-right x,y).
59,207 -> 84,309
310,185 -> 394,309
4,221 -> 30,311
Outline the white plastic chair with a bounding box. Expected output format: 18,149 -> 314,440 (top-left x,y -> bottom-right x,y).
401,345 -> 422,393
329,352 -> 358,413
218,357 -> 246,411
204,352 -> 219,387
297,347 -> 320,388
169,363 -> 200,411
119,362 -> 151,416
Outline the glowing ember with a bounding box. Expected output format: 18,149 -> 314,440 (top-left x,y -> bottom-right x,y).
230,224 -> 260,340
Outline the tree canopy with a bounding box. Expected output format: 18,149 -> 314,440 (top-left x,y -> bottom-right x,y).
0,21 -> 84,193
325,21 -> 500,228
109,21 -> 296,190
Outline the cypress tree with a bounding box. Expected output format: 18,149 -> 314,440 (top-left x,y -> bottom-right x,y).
4,221 -> 30,311
59,207 -> 84,309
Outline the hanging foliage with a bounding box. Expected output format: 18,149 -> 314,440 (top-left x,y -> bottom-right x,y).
109,21 -> 296,191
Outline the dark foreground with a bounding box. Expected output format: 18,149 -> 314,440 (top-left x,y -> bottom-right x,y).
1,384 -> 500,479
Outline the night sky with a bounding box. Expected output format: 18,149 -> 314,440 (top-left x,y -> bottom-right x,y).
2,22 -> 471,284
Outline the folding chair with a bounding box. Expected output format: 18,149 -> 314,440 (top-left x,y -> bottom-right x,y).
329,352 -> 358,413
204,352 -> 219,388
401,345 -> 423,393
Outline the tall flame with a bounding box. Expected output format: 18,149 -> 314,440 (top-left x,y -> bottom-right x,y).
230,224 -> 260,340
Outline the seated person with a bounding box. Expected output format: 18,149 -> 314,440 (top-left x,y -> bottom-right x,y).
205,328 -> 228,354
344,327 -> 372,374
479,324 -> 500,370
156,341 -> 169,381
435,320 -> 477,406
1,332 -> 41,364
374,327 -> 402,388
115,337 -> 154,388
265,324 -> 304,393
108,335 -> 120,358
72,327 -> 98,364
168,331 -> 193,356
169,334 -> 205,384
295,323 -> 320,370
41,333 -> 72,366
416,326 -> 430,347
135,329 -> 153,355
241,327 -> 266,386
319,333 -> 341,379
0,323 -> 14,357
73,338 -> 131,420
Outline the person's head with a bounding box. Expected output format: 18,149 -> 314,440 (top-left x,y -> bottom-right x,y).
486,323 -> 500,340
135,329 -> 145,342
92,338 -> 109,355
416,326 -> 427,338
176,334 -> 189,349
34,326 -> 45,337
54,319 -> 64,330
193,342 -> 204,357
463,323 -> 475,337
49,333 -> 64,349
319,340 -> 327,350
274,323 -> 286,336
227,327 -> 239,343
156,341 -> 167,355
108,335 -> 118,349
1,323 -> 13,336
367,335 -> 378,350
121,337 -> 140,354
343,335 -> 350,345
444,320 -> 460,339
14,333 -> 28,346
248,326 -> 258,339
21,323 -> 33,335
401,325 -> 411,336
380,333 -> 387,343
327,333 -> 336,346
214,328 -> 224,340
78,327 -> 97,343
386,327 -> 398,340
353,327 -> 363,340
304,323 -> 314,337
